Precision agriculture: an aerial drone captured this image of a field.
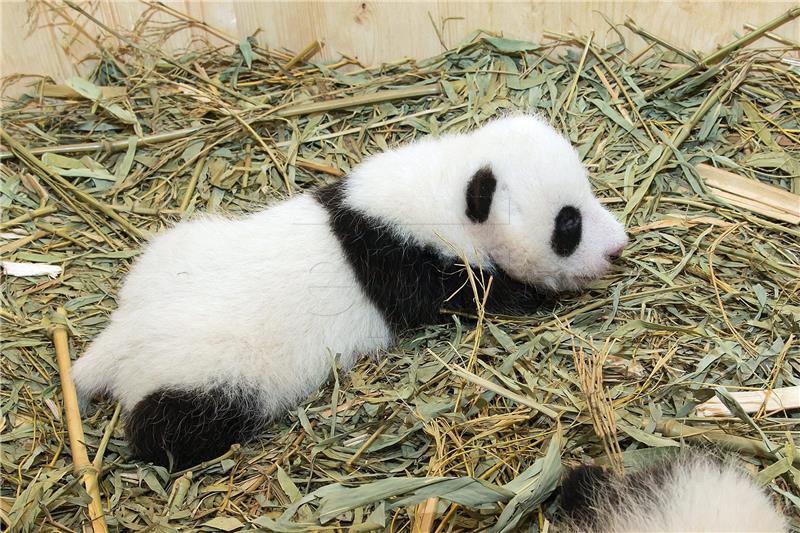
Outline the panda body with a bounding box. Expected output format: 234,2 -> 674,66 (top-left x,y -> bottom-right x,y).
78,193 -> 391,410
72,114 -> 628,469
559,452 -> 787,532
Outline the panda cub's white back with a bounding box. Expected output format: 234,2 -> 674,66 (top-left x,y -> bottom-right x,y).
72,114 -> 628,469
78,196 -> 391,410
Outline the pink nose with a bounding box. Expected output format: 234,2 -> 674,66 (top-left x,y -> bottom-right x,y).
607,245 -> 625,261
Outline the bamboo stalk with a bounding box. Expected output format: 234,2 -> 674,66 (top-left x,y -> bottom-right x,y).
645,7 -> 800,97
562,33 -> 593,111
0,127 -> 200,161
624,18 -> 698,63
295,158 -> 345,177
110,204 -> 181,216
0,128 -> 145,240
171,444 -> 241,477
36,222 -> 91,249
167,472 -> 193,514
180,156 -> 207,212
653,418 -> 799,467
711,189 -> 800,224
0,230 -> 47,255
40,84 -> 127,99
743,22 -> 800,48
0,205 -> 57,229
275,84 -> 442,118
48,308 -> 108,533
698,164 -> 800,208
625,78 -> 731,216
347,419 -> 391,466
283,40 -> 324,70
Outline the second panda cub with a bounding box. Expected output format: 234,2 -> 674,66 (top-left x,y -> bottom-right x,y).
72,114 -> 628,469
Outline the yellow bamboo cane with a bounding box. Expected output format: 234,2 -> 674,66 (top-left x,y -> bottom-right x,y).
49,307 -> 108,533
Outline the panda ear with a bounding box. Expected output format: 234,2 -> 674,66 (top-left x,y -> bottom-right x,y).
465,166 -> 497,223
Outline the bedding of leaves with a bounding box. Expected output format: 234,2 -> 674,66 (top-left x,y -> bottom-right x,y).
1,4 -> 798,532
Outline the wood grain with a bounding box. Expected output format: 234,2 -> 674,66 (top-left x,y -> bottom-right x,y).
2,1 -> 799,97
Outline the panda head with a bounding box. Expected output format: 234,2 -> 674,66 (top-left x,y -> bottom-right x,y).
460,114 -> 628,291
344,113 -> 628,291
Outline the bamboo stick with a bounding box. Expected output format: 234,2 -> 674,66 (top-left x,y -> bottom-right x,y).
645,7 -> 800,98
743,22 -> 800,48
0,128 -> 145,240
0,230 -> 47,255
48,307 -> 108,533
562,33 -> 593,111
625,79 -> 732,216
698,164 -> 800,208
653,419 -> 799,467
0,128 -> 200,161
624,18 -> 698,63
0,205 -> 57,230
283,40 -> 324,70
295,158 -> 345,177
413,496 -> 440,533
93,403 -> 122,473
180,156 -> 207,212
275,85 -> 442,118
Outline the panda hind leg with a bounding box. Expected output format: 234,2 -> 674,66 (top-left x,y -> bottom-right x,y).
125,385 -> 268,471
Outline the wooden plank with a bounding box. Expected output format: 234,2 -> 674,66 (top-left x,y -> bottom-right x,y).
698,163 -> 800,211
711,189 -> 800,224
2,2 -> 799,97
696,386 -> 800,417
696,163 -> 800,224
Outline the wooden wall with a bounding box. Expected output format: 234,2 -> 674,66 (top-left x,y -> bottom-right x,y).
2,1 -> 798,95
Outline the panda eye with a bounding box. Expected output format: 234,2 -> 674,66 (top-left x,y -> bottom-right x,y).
551,205 -> 582,257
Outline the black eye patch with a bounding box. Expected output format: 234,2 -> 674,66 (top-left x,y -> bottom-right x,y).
551,205 -> 582,257
465,166 -> 497,223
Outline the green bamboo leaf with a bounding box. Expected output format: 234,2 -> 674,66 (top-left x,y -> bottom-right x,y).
239,37 -> 254,69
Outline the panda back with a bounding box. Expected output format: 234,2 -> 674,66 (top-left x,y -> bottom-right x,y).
72,194 -> 392,411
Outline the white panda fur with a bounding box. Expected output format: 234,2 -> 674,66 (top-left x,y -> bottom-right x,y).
72,114 -> 628,469
558,452 -> 787,532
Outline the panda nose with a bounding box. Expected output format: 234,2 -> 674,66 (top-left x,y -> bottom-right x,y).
607,245 -> 625,261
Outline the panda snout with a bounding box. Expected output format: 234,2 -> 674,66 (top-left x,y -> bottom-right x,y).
606,244 -> 625,261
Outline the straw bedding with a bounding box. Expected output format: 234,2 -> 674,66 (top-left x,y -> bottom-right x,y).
1,4 -> 798,531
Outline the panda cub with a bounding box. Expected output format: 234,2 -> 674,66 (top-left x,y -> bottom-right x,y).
559,452 -> 787,532
72,114 -> 628,469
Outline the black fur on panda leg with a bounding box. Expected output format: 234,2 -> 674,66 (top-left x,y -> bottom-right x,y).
126,385 -> 267,471
558,464 -> 613,528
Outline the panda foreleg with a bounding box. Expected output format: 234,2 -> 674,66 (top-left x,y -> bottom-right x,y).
477,271 -> 547,316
